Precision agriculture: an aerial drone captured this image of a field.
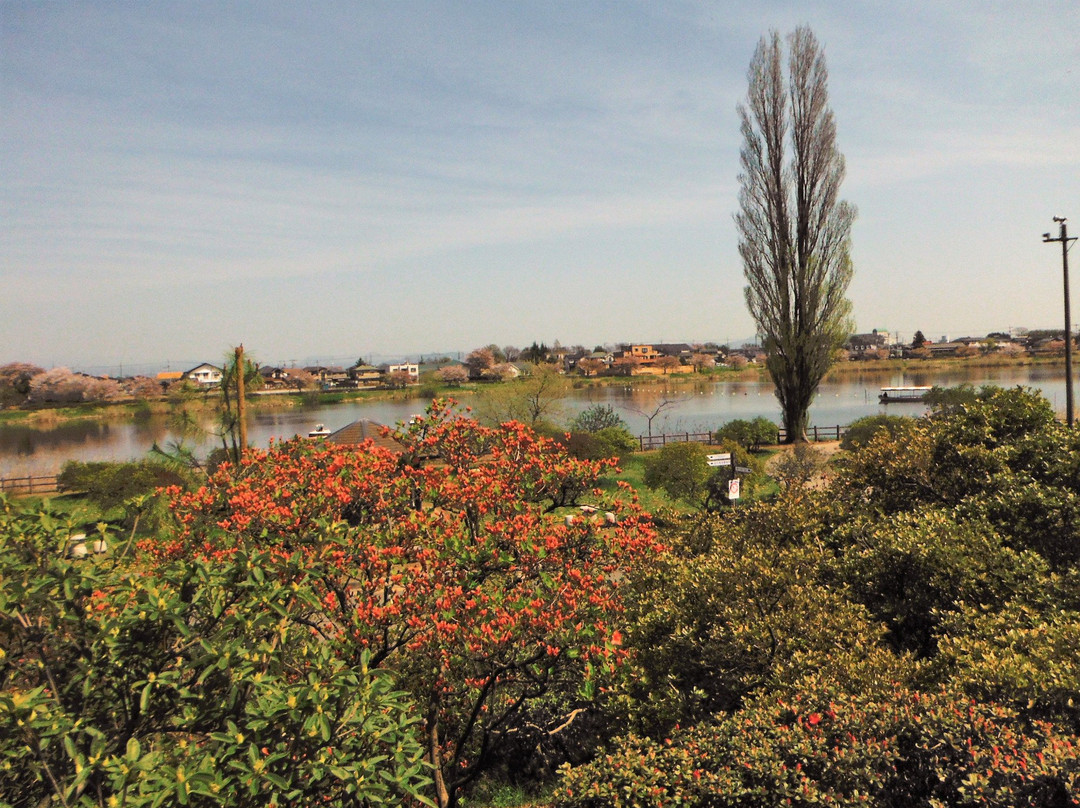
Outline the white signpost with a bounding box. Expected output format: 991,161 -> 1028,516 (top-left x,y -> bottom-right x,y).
706,452 -> 731,468
728,478 -> 741,500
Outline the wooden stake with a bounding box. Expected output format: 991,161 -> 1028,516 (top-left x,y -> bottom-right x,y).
235,344 -> 247,458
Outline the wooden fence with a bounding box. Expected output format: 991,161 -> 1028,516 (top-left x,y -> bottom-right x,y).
639,424 -> 849,451
777,424 -> 849,443
638,432 -> 714,451
0,474 -> 61,495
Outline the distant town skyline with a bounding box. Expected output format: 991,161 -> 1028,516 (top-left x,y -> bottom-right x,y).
3,1 -> 1078,369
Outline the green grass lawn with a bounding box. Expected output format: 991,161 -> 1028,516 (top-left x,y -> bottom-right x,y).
598,453 -> 693,514
598,448 -> 785,515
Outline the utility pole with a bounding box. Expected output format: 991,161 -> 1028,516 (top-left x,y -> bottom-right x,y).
1043,217 -> 1077,426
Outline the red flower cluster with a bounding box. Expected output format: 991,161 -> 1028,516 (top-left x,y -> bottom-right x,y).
151,400 -> 663,794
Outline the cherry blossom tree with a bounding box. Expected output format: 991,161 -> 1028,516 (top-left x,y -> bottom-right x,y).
465,348 -> 495,378
437,364 -> 469,386
0,362 -> 44,406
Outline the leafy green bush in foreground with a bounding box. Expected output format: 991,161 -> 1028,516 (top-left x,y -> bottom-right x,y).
0,497 -> 432,807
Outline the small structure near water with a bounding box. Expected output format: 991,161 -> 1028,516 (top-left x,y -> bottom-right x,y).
879,386 -> 932,403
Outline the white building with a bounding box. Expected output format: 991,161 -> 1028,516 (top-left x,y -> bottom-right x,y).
184,363 -> 223,386
386,362 -> 419,381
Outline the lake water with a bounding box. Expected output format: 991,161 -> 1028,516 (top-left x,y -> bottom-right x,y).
1,364 -> 1073,477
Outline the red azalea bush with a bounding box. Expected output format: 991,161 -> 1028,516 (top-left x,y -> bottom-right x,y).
153,400 -> 662,806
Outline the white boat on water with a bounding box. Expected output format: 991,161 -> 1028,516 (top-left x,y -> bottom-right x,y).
879,386 -> 932,403
308,423 -> 333,438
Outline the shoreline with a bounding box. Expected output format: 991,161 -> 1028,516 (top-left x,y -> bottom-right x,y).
0,355 -> 1069,428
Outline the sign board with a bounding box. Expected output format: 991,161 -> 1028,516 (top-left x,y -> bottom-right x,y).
735,466 -> 753,475
707,459 -> 727,467
706,453 -> 731,467
727,478 -> 741,500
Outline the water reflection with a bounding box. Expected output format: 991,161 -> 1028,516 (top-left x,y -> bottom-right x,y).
0,420 -> 114,456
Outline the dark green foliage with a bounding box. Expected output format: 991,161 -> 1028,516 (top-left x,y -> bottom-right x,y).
829,510 -> 1048,657
560,678 -> 1080,807
557,426 -> 637,461
558,385 -> 1080,806
594,426 -> 637,457
839,413 -> 913,450
0,496 -> 432,806
713,416 -> 778,451
518,341 -> 550,363
416,382 -> 441,399
57,460 -> 186,513
570,404 -> 627,434
923,383 -> 979,414
559,431 -> 614,461
611,505 -> 878,735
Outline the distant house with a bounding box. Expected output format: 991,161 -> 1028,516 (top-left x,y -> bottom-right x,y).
727,346 -> 766,364
628,344 -> 661,365
654,343 -> 694,360
258,366 -> 288,388
304,365 -> 349,387
349,364 -> 382,388
183,363 -> 223,387
846,331 -> 888,358
385,362 -> 419,382
156,371 -> 184,384
927,341 -> 964,357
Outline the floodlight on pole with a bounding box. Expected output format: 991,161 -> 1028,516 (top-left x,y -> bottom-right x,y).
1043,217 -> 1077,426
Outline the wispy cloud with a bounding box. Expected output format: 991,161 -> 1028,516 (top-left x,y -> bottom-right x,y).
2,1 -> 1078,365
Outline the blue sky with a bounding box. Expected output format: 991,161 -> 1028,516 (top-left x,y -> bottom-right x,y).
2,1 -> 1078,372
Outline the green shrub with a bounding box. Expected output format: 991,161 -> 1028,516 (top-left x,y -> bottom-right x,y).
594,426 -> 637,457
643,443 -> 713,507
570,404 -> 626,433
560,679 -> 1080,807
839,413 -> 913,451
923,383 -> 979,414
829,509 -> 1048,657
554,426 -> 636,463
57,460 -> 185,513
0,495 -> 433,807
559,431 -> 612,461
642,441 -> 762,509
713,416 -> 778,451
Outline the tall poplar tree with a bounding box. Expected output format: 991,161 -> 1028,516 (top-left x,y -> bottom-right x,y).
736,26 -> 855,442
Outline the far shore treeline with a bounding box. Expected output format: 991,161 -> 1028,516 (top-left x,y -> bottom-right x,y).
0,328 -> 1073,416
